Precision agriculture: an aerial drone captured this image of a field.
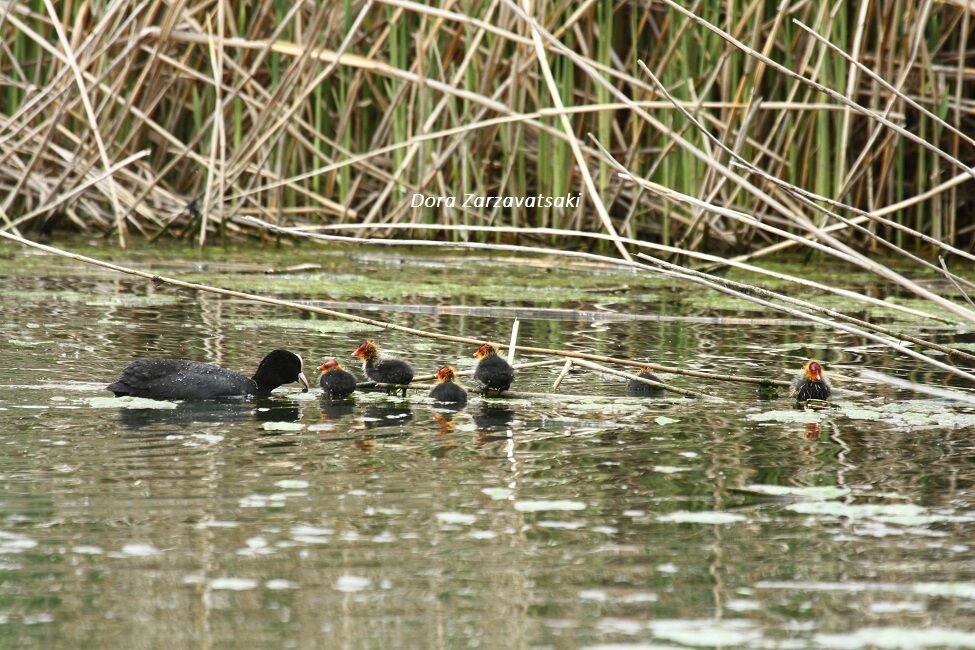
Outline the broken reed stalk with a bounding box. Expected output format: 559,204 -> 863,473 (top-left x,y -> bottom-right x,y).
589,137 -> 975,326
859,369 -> 975,406
552,359 -> 573,390
237,217 -> 975,382
635,251 -> 975,383
0,231 -> 774,388
728,161 -> 975,289
357,358 -> 564,388
723,171 -> 975,265
614,169 -> 975,326
939,256 -> 975,310
291,298 -> 810,327
506,319 -> 519,366
635,249 -> 975,364
569,358 -> 713,400
633,57 -> 975,295
363,385 -> 664,403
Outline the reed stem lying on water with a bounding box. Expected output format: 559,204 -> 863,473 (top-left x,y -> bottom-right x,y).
0,231 -> 777,389
357,359 -> 564,388
569,358 -> 715,400
358,384 -> 685,404
237,217 -> 975,383
270,220 -> 940,323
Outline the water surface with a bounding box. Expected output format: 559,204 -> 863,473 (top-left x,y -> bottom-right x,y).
1,242 -> 975,648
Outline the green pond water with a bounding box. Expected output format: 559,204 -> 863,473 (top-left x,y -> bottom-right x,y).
1,240 -> 975,648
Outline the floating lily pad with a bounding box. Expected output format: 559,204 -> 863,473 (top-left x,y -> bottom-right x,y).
274,480 -> 309,489
482,487 -> 513,500
815,627 -> 975,649
262,422 -> 305,432
653,465 -> 690,474
786,501 -> 975,526
436,512 -> 476,525
86,396 -> 178,409
209,577 -> 258,591
747,409 -> 825,424
656,511 -> 747,524
739,484 -> 850,500
913,583 -> 975,600
514,500 -> 586,512
748,400 -> 975,430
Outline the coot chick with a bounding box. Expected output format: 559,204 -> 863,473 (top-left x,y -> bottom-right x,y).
792,359 -> 831,402
319,358 -> 357,399
107,350 -> 309,400
352,340 -> 414,396
472,343 -> 514,395
429,366 -> 467,404
626,366 -> 665,397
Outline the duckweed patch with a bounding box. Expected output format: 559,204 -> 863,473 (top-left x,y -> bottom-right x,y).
749,400 -> 975,430
233,317 -> 382,334
85,294 -> 183,307
194,273 -> 617,304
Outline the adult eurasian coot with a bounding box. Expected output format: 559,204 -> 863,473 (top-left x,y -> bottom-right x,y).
107,350 -> 309,400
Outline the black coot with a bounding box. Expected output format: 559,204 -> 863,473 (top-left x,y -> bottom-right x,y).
107,350 -> 309,400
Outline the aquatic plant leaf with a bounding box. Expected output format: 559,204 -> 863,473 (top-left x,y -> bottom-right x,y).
262,422 -> 305,431
739,484 -> 850,500
86,396 -> 178,409
747,410 -> 824,424
513,500 -> 586,512
655,511 -> 747,524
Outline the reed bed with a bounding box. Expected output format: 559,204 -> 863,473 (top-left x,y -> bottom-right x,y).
0,0 -> 972,249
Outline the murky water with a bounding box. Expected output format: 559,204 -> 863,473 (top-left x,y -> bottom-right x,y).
2,242 -> 975,648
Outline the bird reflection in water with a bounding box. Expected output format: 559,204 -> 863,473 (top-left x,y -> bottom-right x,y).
804,422 -> 822,441
318,396 -> 356,422
254,398 -> 301,424
433,410 -> 458,435
361,403 -> 414,430
117,397 -> 299,430
473,402 -> 516,441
